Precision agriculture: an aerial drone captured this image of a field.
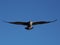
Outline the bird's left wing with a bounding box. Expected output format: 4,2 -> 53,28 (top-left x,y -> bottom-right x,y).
32,19 -> 57,25
0,19 -> 28,25
8,21 -> 28,25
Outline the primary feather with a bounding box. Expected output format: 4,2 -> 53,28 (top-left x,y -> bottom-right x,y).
8,22 -> 28,25
32,19 -> 57,25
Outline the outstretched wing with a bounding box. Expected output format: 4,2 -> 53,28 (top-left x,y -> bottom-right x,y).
8,22 -> 28,25
0,19 -> 28,25
32,19 -> 57,25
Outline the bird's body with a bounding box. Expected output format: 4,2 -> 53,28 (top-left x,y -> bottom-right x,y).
25,21 -> 33,30
1,19 -> 57,30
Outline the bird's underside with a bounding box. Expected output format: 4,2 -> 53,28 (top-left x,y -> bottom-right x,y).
2,19 -> 57,30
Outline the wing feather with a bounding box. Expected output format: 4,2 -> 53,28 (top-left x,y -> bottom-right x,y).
0,19 -> 28,25
8,22 -> 28,25
32,19 -> 57,25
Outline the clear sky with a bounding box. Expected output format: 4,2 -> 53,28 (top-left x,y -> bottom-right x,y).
0,0 -> 60,45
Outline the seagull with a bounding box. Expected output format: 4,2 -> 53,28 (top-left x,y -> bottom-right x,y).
1,19 -> 57,30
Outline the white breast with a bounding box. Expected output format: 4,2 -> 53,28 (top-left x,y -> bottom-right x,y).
30,22 -> 33,25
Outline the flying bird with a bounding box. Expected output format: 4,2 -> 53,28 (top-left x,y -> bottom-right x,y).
1,19 -> 57,30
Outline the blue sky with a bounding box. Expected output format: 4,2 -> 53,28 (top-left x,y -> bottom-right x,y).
0,0 -> 60,45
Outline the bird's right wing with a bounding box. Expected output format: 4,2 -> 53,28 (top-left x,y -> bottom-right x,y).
32,19 -> 57,25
